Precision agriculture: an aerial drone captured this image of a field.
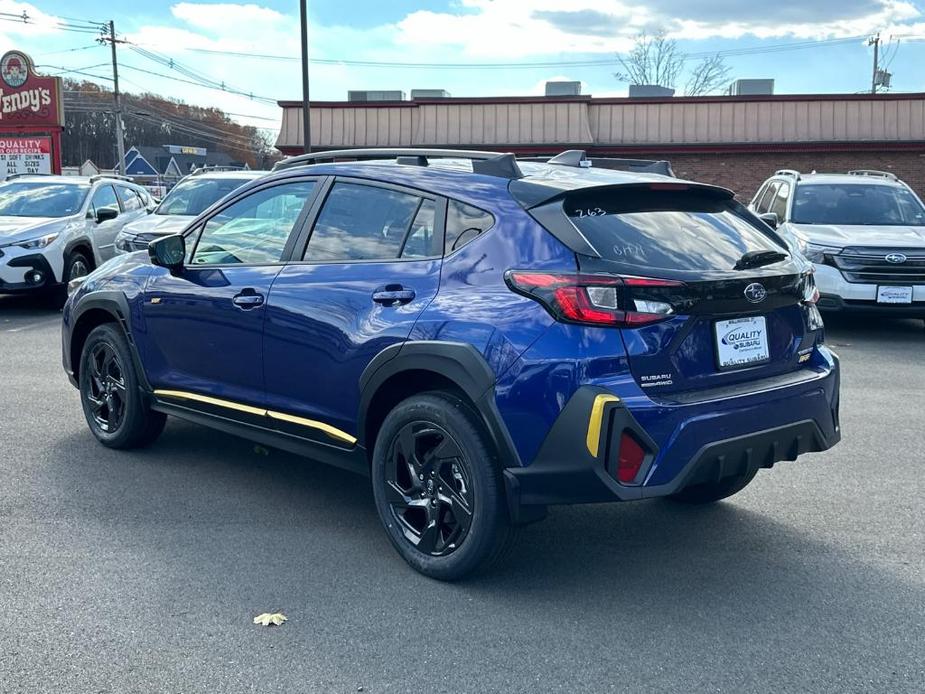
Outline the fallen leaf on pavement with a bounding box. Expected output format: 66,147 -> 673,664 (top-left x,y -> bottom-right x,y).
253,612 -> 287,626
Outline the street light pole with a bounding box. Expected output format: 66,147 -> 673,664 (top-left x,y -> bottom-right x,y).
299,0 -> 311,154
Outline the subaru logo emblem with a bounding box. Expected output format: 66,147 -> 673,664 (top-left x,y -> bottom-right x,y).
744,283 -> 767,303
885,253 -> 907,264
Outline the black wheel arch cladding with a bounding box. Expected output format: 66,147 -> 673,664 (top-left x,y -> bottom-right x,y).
358,340 -> 522,468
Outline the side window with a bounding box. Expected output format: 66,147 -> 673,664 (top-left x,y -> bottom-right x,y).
89,184 -> 119,217
769,181 -> 790,220
401,199 -> 437,259
751,182 -> 769,209
116,186 -> 143,212
445,200 -> 494,254
755,182 -> 779,214
304,183 -> 427,262
190,181 -> 315,266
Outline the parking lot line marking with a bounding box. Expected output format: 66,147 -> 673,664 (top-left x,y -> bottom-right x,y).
2,318 -> 60,333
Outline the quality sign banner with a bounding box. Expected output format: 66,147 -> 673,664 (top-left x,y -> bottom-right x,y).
0,136 -> 52,176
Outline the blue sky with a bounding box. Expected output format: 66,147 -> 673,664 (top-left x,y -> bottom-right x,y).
2,0 -> 924,134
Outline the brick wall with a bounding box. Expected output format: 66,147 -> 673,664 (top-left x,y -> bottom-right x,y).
631,150 -> 925,201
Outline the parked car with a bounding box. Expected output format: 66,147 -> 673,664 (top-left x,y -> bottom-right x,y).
114,168 -> 266,254
750,169 -> 925,317
0,174 -> 154,302
62,149 -> 841,580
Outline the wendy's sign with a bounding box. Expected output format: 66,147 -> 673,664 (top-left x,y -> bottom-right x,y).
0,50 -> 63,126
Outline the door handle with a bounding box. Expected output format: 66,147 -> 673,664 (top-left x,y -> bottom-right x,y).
372,285 -> 415,306
232,290 -> 264,309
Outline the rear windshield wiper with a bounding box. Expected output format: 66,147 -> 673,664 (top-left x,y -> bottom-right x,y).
734,250 -> 788,271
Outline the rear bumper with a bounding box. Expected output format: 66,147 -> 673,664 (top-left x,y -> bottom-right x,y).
504,352 -> 840,513
818,293 -> 925,318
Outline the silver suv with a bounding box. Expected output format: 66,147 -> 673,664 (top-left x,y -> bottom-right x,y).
749,170 -> 925,317
114,169 -> 265,254
0,174 -> 154,301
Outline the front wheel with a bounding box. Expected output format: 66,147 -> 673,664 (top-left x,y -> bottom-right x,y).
78,323 -> 166,449
371,392 -> 514,581
668,468 -> 758,504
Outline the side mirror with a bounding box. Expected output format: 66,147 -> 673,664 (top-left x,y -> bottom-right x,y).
148,234 -> 185,271
96,206 -> 119,224
758,212 -> 780,229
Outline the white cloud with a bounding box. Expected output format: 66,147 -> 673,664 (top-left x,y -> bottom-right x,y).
395,0 -> 925,56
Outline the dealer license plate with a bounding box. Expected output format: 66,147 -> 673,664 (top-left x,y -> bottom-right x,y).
877,286 -> 913,304
715,316 -> 770,369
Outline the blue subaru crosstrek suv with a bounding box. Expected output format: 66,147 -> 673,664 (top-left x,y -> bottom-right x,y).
62,149 -> 841,580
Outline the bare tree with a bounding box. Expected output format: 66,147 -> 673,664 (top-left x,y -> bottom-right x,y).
615,32 -> 683,90
684,54 -> 732,97
616,31 -> 731,96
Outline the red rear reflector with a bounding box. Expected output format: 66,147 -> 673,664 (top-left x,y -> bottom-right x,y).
617,432 -> 646,484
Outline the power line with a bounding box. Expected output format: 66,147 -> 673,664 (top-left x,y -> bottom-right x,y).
36,44 -> 102,57
119,62 -> 278,103
125,44 -> 279,103
36,63 -> 113,81
128,33 -> 869,69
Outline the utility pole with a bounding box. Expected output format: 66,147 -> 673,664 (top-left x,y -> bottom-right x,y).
870,33 -> 880,94
108,20 -> 127,174
299,0 -> 311,153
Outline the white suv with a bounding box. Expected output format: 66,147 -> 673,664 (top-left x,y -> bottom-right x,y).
0,174 -> 154,302
749,170 -> 925,318
114,169 -> 264,254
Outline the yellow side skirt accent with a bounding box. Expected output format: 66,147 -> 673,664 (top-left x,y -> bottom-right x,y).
586,394 -> 620,458
266,410 -> 357,445
153,389 -> 357,446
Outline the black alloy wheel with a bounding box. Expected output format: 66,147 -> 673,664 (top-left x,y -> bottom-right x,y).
371,391 -> 515,581
384,421 -> 474,557
78,323 -> 166,449
67,252 -> 90,281
84,341 -> 127,433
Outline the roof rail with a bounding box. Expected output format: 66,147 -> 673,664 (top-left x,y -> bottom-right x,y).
848,169 -> 898,181
522,150 -> 675,177
90,173 -> 134,183
4,172 -> 52,180
774,169 -> 801,179
190,165 -> 248,175
272,148 -> 524,179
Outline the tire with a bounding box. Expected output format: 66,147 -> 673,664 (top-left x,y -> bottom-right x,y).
64,250 -> 92,283
371,391 -> 515,581
668,468 -> 758,504
50,251 -> 92,308
78,323 -> 166,449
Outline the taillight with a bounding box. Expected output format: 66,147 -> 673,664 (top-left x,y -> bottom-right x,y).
802,271 -> 824,331
505,271 -> 684,328
616,431 -> 646,484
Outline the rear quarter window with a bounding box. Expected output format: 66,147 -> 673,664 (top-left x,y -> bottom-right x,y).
566,187 -> 786,273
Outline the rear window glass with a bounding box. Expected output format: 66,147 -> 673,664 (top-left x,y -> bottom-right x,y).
565,188 -> 785,273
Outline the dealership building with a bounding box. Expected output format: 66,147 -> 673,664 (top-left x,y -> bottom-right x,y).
276,91 -> 925,198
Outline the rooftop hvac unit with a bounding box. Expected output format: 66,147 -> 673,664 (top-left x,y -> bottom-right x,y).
727,79 -> 775,96
347,90 -> 405,102
545,81 -> 581,97
411,89 -> 451,99
628,84 -> 675,98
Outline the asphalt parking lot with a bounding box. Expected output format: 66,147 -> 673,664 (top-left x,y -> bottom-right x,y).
1,295 -> 923,694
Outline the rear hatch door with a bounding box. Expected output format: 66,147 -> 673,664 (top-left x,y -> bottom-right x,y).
564,184 -> 820,397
